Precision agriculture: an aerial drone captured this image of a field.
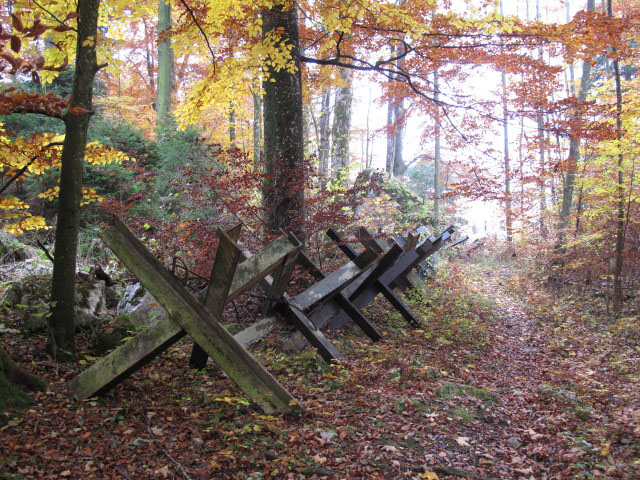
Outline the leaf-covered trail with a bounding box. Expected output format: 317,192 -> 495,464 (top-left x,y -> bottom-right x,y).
456,264 -> 639,479
0,260 -> 638,479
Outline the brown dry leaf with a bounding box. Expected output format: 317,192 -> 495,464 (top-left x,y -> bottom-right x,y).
456,436 -> 470,447
155,465 -> 170,478
311,453 -> 327,465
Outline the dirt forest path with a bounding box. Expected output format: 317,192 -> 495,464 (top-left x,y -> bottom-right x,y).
453,263 -> 639,480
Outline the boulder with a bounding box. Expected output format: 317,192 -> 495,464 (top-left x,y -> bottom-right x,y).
3,275 -> 109,332
116,283 -> 168,327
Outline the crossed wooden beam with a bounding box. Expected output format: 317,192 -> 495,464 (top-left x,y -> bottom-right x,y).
68,217 -> 454,413
68,217 -> 303,413
326,225 -> 455,330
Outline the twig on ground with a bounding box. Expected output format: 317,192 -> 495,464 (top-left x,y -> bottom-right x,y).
145,413 -> 194,480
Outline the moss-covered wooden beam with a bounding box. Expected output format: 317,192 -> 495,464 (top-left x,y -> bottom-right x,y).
69,217 -> 302,413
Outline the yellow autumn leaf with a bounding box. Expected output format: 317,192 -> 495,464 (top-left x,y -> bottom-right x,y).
421,471 -> 439,479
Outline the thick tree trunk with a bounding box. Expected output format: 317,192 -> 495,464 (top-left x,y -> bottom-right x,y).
330,67 -> 352,184
157,0 -> 173,140
433,69 -> 441,231
49,0 -> 100,362
559,0 -> 595,243
262,2 -> 305,237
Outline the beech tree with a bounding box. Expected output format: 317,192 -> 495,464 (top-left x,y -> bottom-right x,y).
156,0 -> 173,139
49,0 -> 102,362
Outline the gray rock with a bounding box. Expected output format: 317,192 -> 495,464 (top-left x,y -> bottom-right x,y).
10,275 -> 108,331
316,429 -> 336,442
105,286 -> 118,309
116,283 -> 167,327
506,436 -> 522,448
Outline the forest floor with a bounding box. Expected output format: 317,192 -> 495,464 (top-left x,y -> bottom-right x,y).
0,257 -> 639,480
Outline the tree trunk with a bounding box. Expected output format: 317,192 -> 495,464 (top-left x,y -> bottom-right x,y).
385,96 -> 395,175
392,99 -> 406,176
501,98 -> 512,241
536,0 -> 547,239
144,19 -> 156,102
229,105 -> 236,148
330,67 -> 352,184
499,0 -> 512,242
317,88 -> 331,188
49,0 -> 100,363
252,84 -> 263,171
609,0 -> 626,315
559,0 -> 595,244
433,69 -> 441,231
262,1 -> 305,238
157,0 -> 173,140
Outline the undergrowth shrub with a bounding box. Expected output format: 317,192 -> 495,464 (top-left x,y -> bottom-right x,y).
409,263 -> 494,347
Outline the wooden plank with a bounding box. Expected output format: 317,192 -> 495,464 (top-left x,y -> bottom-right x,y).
262,249 -> 299,315
347,244 -> 403,301
328,229 -> 420,329
69,217 -> 301,413
286,268 -> 375,351
237,249 -> 382,349
189,228 -> 243,369
234,315 -> 279,347
392,227 -> 454,285
294,261 -> 364,310
357,227 -> 415,291
68,320 -> 186,400
279,294 -> 344,362
228,236 -> 301,302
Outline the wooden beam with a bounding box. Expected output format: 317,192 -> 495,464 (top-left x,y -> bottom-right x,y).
189,228 -> 243,369
327,229 -> 420,329
69,217 -> 301,413
279,294 -> 344,362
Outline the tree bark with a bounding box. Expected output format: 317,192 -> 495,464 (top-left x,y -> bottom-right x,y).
262,1 -> 305,238
392,99 -> 406,176
49,0 -> 100,362
157,0 -> 173,140
385,98 -> 395,175
0,347 -> 46,411
229,104 -> 236,148
330,67 -> 352,184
